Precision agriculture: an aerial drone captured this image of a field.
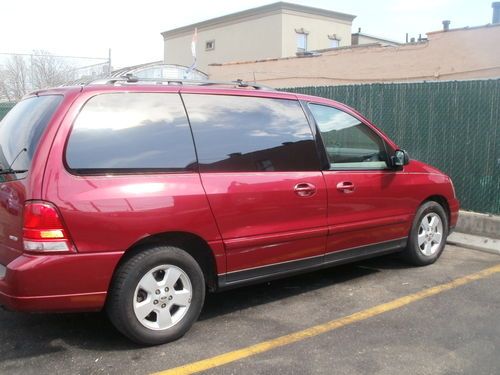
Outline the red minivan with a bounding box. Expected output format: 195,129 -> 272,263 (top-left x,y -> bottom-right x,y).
0,78 -> 459,345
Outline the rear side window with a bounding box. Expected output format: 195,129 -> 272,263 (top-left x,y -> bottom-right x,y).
66,93 -> 196,173
182,94 -> 319,172
0,95 -> 62,180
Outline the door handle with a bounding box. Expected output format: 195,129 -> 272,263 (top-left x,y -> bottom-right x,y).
336,181 -> 355,193
294,182 -> 316,197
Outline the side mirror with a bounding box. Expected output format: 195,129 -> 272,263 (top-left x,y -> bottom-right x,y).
391,149 -> 410,168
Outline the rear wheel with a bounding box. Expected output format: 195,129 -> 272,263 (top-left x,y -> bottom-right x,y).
404,201 -> 448,266
107,246 -> 205,345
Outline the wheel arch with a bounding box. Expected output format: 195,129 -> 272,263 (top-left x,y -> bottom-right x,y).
111,231 -> 219,293
421,195 -> 451,225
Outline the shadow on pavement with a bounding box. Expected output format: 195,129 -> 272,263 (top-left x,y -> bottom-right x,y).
0,254 -> 407,362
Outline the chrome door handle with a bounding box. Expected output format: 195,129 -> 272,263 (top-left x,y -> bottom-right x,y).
294,182 -> 316,197
336,181 -> 355,193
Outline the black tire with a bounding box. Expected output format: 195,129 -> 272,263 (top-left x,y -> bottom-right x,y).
404,201 -> 449,266
106,246 -> 205,345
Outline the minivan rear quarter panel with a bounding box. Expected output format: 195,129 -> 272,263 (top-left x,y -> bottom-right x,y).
41,88 -> 225,296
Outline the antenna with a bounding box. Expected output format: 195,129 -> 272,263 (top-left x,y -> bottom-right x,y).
7,148 -> 27,171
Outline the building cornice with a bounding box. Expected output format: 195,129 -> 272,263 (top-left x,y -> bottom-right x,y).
161,2 -> 356,39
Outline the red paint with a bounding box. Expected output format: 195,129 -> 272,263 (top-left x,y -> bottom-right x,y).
0,85 -> 459,312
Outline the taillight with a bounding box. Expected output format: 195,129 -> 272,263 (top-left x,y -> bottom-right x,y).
23,201 -> 75,253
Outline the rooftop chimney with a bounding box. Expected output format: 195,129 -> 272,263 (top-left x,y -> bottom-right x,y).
442,20 -> 451,31
493,2 -> 500,24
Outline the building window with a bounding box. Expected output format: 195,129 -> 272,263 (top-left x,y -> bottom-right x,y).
205,40 -> 215,51
330,39 -> 340,48
296,33 -> 307,52
328,34 -> 341,48
295,28 -> 308,53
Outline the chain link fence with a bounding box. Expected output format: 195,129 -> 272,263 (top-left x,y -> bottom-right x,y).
286,79 -> 500,215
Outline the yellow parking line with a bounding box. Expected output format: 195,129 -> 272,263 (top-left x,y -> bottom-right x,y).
153,263 -> 500,375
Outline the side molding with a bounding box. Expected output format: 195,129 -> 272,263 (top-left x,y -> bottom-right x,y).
218,237 -> 407,290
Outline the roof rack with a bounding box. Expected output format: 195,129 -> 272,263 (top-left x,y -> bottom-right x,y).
89,74 -> 274,90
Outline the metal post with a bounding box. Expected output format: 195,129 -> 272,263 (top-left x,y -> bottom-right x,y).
108,48 -> 112,75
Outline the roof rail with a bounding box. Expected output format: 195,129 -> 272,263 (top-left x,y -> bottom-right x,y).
88,74 -> 274,90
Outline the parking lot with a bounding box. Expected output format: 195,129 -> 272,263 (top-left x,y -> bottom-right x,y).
1,245 -> 498,375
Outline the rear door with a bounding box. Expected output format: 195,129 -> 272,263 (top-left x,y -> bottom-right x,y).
0,95 -> 63,265
306,103 -> 414,259
182,93 -> 328,284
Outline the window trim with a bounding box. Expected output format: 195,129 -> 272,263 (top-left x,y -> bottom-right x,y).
63,92 -> 198,177
304,102 -> 393,171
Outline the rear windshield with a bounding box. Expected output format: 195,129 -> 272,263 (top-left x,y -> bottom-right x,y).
0,95 -> 62,180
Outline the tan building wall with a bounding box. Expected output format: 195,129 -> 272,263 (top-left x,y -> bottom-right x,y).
208,24 -> 500,87
162,2 -> 355,72
164,12 -> 283,73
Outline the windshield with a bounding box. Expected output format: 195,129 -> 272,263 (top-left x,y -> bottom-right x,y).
0,95 -> 62,180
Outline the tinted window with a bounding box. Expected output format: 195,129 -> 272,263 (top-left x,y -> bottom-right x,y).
0,95 -> 62,180
66,93 -> 196,173
309,104 -> 389,169
183,94 -> 319,172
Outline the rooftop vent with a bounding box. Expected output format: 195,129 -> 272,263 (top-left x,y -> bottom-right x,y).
493,2 -> 500,24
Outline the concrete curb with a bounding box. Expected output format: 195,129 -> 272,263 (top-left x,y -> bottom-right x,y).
445,210 -> 500,255
447,232 -> 500,255
455,211 -> 500,240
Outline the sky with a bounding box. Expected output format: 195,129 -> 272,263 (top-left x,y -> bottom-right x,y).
0,0 -> 496,68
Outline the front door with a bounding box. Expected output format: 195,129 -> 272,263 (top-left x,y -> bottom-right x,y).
307,103 -> 414,259
182,93 -> 328,284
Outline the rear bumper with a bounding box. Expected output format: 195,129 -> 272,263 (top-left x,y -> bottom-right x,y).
0,251 -> 123,312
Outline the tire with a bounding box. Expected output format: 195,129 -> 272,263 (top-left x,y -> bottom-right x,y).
106,246 -> 205,345
404,201 -> 449,266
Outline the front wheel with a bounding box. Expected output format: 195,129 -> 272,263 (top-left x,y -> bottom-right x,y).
106,246 -> 205,345
404,201 -> 448,266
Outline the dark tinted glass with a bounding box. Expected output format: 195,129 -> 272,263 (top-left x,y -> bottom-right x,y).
66,93 -> 196,173
309,104 -> 388,169
183,94 -> 319,172
0,95 -> 62,180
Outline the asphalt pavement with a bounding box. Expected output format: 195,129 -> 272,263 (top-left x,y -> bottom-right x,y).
0,245 -> 498,375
